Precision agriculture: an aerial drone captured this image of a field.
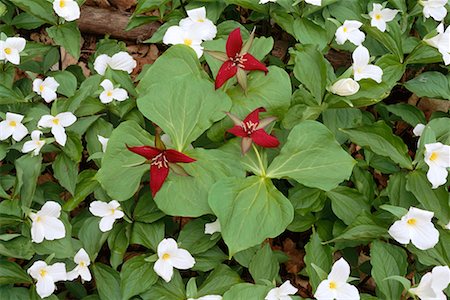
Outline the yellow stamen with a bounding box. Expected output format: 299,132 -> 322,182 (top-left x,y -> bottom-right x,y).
375,14 -> 382,20
107,91 -> 113,97
36,216 -> 42,222
52,118 -> 59,125
110,208 -> 116,214
407,218 -> 416,225
39,269 -> 47,277
162,253 -> 170,260
79,261 -> 86,267
343,27 -> 348,33
329,281 -> 337,289
59,0 -> 65,8
39,85 -> 45,92
4,48 -> 11,55
429,152 -> 438,161
9,121 -> 16,127
184,39 -> 193,46
198,19 -> 205,23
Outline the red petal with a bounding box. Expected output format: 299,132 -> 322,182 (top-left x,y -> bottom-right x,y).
251,130 -> 280,148
215,60 -> 237,89
164,149 -> 196,164
127,145 -> 161,160
227,125 -> 247,137
244,107 -> 266,124
242,53 -> 268,73
226,28 -> 243,58
150,164 -> 169,197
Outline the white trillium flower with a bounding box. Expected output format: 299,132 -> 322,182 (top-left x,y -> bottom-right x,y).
154,238 -> 195,282
188,296 -> 222,300
22,130 -> 45,156
352,45 -> 383,83
330,78 -> 360,96
424,142 -> 450,188
314,258 -> 360,300
0,112 -> 28,142
335,20 -> 365,46
265,280 -> 298,300
388,207 -> 439,250
28,261 -> 67,299
67,248 -> 92,282
97,135 -> 109,153
413,123 -> 426,137
259,0 -> 277,4
0,37 -> 26,65
425,23 -> 450,65
445,222 -> 450,230
99,79 -> 128,104
204,219 -> 221,235
179,7 -> 217,41
409,266 -> 450,300
38,112 -> 77,146
420,0 -> 448,21
94,52 -> 137,75
305,0 -> 322,5
369,3 -> 399,32
53,0 -> 80,22
89,200 -> 124,232
33,77 -> 60,103
29,201 -> 66,244
163,26 -> 204,58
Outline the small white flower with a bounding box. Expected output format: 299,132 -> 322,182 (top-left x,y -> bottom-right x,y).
352,45 -> 383,83
369,3 -> 399,32
388,207 -> 439,250
335,20 -> 365,46
0,112 -> 28,142
205,219 -> 221,235
179,7 -> 217,41
413,123 -> 426,137
93,52 -> 137,75
163,26 -> 204,58
89,200 -> 124,232
67,248 -> 92,282
99,79 -> 128,104
425,23 -> 450,65
445,222 -> 450,230
28,261 -> 67,299
265,280 -> 298,300
188,296 -> 222,300
420,0 -> 448,21
0,37 -> 26,65
305,0 -> 321,5
330,78 -> 360,96
22,130 -> 45,156
314,258 -> 360,300
259,0 -> 277,3
424,142 -> 450,189
409,266 -> 450,300
97,135 -> 109,153
33,77 -> 60,103
154,238 -> 195,282
38,112 -> 77,146
29,201 -> 66,244
53,0 -> 80,22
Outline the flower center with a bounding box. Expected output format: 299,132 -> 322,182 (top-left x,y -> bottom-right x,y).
375,14 -> 382,20
36,216 -> 42,223
184,39 -> 193,46
60,0 -> 66,8
52,118 -> 59,125
36,141 -> 42,146
151,152 -> 169,169
9,120 -> 16,127
39,268 -> 47,277
343,27 -> 348,33
162,253 -> 170,260
107,91 -> 113,97
4,48 -> 11,55
197,19 -> 205,23
230,53 -> 246,68
39,85 -> 45,92
79,261 -> 86,267
329,281 -> 337,289
242,120 -> 258,134
110,208 -> 116,215
407,218 -> 417,225
429,152 -> 438,161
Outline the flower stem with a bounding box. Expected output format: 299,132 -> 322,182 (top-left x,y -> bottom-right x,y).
252,144 -> 266,177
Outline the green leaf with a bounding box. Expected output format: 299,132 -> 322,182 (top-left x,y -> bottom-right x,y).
133,192 -> 165,223
154,148 -> 245,217
8,0 -> 57,24
384,103 -> 426,126
178,219 -> 219,255
363,25 -> 403,62
406,171 -> 450,223
328,212 -> 388,243
0,260 -> 32,284
78,217 -> 109,261
208,177 -> 294,256
248,244 -> 279,283
53,153 -> 78,195
371,241 -> 407,300
404,72 -> 450,100
322,108 -> 363,144
341,121 -> 413,169
46,22 -> 81,59
120,255 -> 158,300
267,121 -> 355,191
0,286 -> 29,300
14,154 -> 42,208
0,83 -> 24,104
97,121 -> 153,201
327,186 -> 370,225
384,276 -> 411,291
11,12 -> 45,30
140,271 -> 185,300
380,205 -> 409,219
293,18 -> 329,50
135,0 -> 170,14
223,283 -> 271,300
130,221 -> 164,252
386,172 -> 419,208
50,70 -> 78,98
304,232 -> 333,291
63,170 -> 99,211
0,236 -> 34,260
137,75 -> 231,151
92,263 -> 121,300
197,264 -> 242,297
108,223 -> 130,269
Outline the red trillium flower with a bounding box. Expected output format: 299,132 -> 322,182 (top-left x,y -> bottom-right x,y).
211,28 -> 268,90
127,145 -> 196,197
226,107 -> 279,155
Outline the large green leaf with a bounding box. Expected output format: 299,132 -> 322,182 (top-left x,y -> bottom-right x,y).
92,263 -> 121,300
404,72 -> 450,100
222,283 -> 271,300
304,232 -> 333,291
14,154 -> 42,208
341,121 -> 413,169
0,260 -> 32,284
248,244 -> 279,283
208,177 -> 294,256
97,121 -> 153,201
327,186 -> 370,225
8,0 -> 57,24
155,148 -> 245,217
137,75 -> 231,151
46,22 -> 81,59
267,121 -> 355,191
196,264 -> 242,297
120,255 -> 158,300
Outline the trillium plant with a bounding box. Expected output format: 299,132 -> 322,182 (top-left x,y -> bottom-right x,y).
1,0 -> 450,299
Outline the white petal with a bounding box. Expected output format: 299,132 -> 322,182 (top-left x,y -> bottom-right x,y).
41,88 -> 57,103
362,65 -> 383,83
99,91 -> 113,104
347,30 -> 365,45
170,248 -> 196,270
94,54 -> 111,75
328,258 -> 351,283
99,215 -> 116,232
163,26 -> 186,45
426,165 -> 448,189
112,88 -> 128,101
100,79 -> 114,91
97,135 -> 109,152
388,219 -> 411,245
305,0 -> 321,5
37,115 -> 55,128
44,77 -> 60,90
22,141 -> 37,154
410,272 -> 436,299
279,280 -> 298,295
352,45 -> 370,67
51,125 -> 67,146
186,7 -> 206,21
6,37 -> 26,52
264,287 -> 279,300
336,283 -> 360,300
66,268 -> 80,281
74,248 -> 90,265
408,207 -> 434,222
33,79 -> 43,93
36,274 -> 56,298
205,219 -> 221,234
6,112 -> 24,123
381,8 -> 399,22
426,6 -> 448,21
48,262 -> 67,282
371,18 -> 387,32
5,48 -> 20,64
154,258 -> 174,282
157,238 -> 179,258
314,280 -> 336,300
89,201 -> 113,217
79,266 -> 92,281
31,130 -> 43,141
330,78 -> 360,96
42,217 -> 66,241
28,261 -> 48,279
11,123 -> 28,142
431,266 -> 450,291
413,124 -> 425,137
191,43 -> 204,58
31,222 -> 45,243
40,201 -> 62,217
56,112 -> 76,127
410,220 -> 439,250
109,52 -> 136,74
0,121 -> 13,140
